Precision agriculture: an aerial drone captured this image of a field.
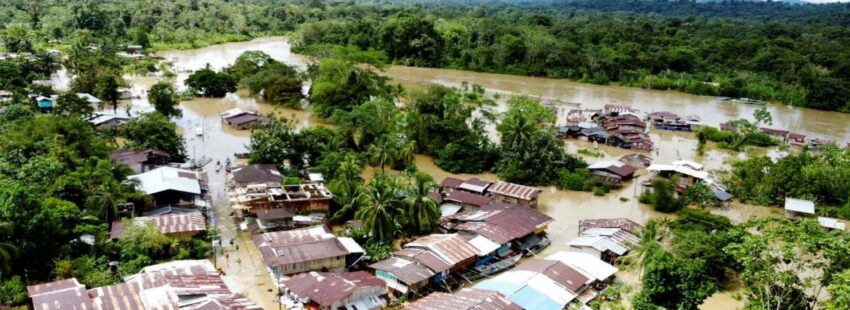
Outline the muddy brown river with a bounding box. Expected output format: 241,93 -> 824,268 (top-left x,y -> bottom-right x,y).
98,36 -> 850,309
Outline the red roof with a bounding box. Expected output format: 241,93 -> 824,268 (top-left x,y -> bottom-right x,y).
440,177 -> 464,189
282,272 -> 386,308
512,259 -> 591,294
28,279 -> 94,310
451,205 -> 553,244
407,288 -> 521,310
444,191 -> 491,207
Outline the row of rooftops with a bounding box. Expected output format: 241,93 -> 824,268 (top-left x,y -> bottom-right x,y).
406,250 -> 618,310
407,218 -> 637,309
26,260 -> 261,310
280,271 -> 388,309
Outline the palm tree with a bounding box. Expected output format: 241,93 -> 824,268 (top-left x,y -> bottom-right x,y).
404,173 -> 439,234
356,176 -> 405,241
329,179 -> 366,224
368,138 -> 393,174
88,182 -> 119,222
498,109 -> 536,149
620,219 -> 669,279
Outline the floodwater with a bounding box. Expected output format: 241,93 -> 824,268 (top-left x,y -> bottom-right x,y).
109,36 -> 850,309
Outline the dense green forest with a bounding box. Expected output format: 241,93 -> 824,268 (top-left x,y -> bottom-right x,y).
3,0 -> 850,110
292,0 -> 850,111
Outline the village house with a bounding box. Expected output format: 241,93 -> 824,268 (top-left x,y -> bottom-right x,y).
647,111 -> 694,131
110,211 -> 207,240
474,253 -> 610,310
784,197 -> 816,219
568,219 -> 642,264
89,112 -> 131,130
444,204 -> 554,258
231,180 -> 332,218
219,108 -> 271,130
370,256 -> 436,296
128,166 -> 206,209
370,233 -> 485,296
27,260 -> 261,310
229,166 -> 332,222
645,161 -> 732,201
587,160 -> 638,187
253,225 -> 364,279
406,288 -> 521,310
111,149 -> 172,174
280,272 -> 388,310
487,181 -> 542,208
229,164 -> 282,187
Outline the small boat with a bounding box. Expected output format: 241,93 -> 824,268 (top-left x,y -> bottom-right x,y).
195,126 -> 203,136
462,253 -> 522,281
234,152 -> 250,159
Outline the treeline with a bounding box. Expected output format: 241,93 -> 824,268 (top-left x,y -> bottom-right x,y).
292,0 -> 850,111
0,0 -> 323,50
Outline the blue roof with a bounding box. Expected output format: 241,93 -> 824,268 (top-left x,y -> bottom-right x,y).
511,286 -> 563,310
37,99 -> 53,108
474,280 -> 523,297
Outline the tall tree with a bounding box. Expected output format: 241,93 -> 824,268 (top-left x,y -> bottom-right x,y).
356,176 -> 405,242
148,81 -> 182,118
404,173 -> 439,234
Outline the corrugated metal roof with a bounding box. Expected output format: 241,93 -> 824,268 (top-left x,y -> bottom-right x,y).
444,191 -> 491,207
487,181 -> 541,201
370,257 -> 435,285
27,278 -> 94,310
282,272 -> 386,308
128,166 -> 201,195
111,211 -> 207,239
405,234 -> 478,267
405,288 -> 521,310
394,249 -> 452,274
578,218 -> 644,234
546,251 -> 617,282
440,177 -> 464,189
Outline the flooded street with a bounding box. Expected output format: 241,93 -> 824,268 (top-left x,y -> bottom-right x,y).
112,36 -> 841,309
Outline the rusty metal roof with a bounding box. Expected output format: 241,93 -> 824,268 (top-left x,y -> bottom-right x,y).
370,257 -> 435,285
27,278 -> 94,310
440,177 -> 464,189
444,191 -> 491,207
112,211 -> 207,239
230,164 -> 282,186
406,288 -> 521,310
578,218 -> 644,235
452,205 -> 552,245
87,282 -> 150,310
257,237 -> 350,267
185,295 -> 263,310
393,249 -> 451,274
487,181 -> 541,201
282,272 -> 386,308
513,259 -> 591,294
405,234 -> 478,266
